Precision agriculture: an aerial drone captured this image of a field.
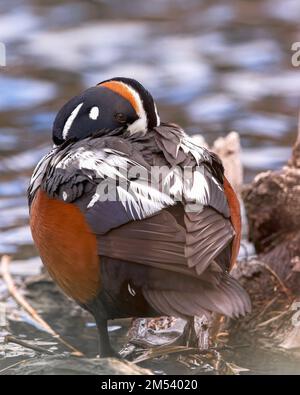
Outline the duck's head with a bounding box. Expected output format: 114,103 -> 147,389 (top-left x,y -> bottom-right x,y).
52,77 -> 160,145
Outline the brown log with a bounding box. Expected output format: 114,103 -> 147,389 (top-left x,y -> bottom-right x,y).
229,116 -> 300,352
242,124 -> 300,294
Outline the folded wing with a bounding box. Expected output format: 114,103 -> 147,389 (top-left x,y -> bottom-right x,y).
29,128 -> 250,318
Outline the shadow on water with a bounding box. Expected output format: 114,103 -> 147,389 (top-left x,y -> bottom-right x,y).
1,0 -> 300,374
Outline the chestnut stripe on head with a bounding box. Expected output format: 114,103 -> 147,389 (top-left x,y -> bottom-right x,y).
100,80 -> 140,113
99,80 -> 147,134
99,77 -> 160,133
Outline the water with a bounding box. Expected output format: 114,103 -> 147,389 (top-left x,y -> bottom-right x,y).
0,0 -> 299,374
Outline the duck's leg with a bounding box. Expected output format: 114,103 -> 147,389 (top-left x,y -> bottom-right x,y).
95,316 -> 119,358
186,316 -> 210,350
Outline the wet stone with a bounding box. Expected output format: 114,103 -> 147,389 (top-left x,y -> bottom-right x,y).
1,355 -> 153,375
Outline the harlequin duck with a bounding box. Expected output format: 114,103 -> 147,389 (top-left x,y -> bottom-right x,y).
28,77 -> 250,357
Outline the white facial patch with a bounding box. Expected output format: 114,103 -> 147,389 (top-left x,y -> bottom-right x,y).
127,118 -> 148,135
128,283 -> 136,296
89,106 -> 100,120
62,102 -> 84,140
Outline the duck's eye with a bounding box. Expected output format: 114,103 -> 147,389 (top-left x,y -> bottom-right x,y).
115,113 -> 127,124
89,106 -> 100,120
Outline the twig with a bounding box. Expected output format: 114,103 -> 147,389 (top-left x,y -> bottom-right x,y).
132,346 -> 197,363
0,359 -> 28,375
131,343 -> 245,364
4,335 -> 54,355
256,309 -> 291,329
255,296 -> 279,321
256,261 -> 293,300
1,255 -> 83,357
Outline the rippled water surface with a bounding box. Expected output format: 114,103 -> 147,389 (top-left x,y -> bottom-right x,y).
0,0 -> 300,374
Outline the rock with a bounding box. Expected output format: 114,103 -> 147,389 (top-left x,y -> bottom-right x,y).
280,327 -> 300,351
192,131 -> 243,192
2,355 -> 153,375
212,131 -> 243,192
128,317 -> 188,348
279,299 -> 300,351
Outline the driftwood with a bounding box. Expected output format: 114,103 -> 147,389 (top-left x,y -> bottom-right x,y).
228,119 -> 300,353
192,126 -> 300,355
192,131 -> 243,192
242,142 -> 300,293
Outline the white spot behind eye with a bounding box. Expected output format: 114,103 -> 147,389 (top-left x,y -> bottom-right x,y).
89,106 -> 100,120
63,102 -> 84,140
128,283 -> 136,296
